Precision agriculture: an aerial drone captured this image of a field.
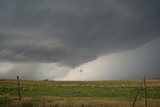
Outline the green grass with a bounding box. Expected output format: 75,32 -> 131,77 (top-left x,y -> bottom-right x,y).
20,87 -> 132,98
0,80 -> 160,98
0,79 -> 160,106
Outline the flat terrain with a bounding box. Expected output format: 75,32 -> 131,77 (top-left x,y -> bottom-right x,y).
0,79 -> 160,107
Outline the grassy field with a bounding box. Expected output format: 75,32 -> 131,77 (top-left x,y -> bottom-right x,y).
0,79 -> 160,107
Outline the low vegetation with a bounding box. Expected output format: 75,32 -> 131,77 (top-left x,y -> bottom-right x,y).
0,79 -> 160,107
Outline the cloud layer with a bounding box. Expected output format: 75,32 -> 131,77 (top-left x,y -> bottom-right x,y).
62,38 -> 160,80
0,1 -> 160,80
0,0 -> 160,67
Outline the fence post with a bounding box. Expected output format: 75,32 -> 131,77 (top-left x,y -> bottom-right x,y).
17,76 -> 21,101
132,76 -> 148,107
144,76 -> 147,107
132,77 -> 144,107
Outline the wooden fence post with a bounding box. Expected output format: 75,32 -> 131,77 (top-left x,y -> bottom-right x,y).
132,76 -> 148,107
132,77 -> 144,107
144,76 -> 147,107
17,76 -> 21,101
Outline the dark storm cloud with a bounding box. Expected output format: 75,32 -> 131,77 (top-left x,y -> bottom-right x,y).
0,0 -> 160,66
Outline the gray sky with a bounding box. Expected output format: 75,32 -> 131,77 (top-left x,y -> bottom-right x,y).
0,0 -> 160,80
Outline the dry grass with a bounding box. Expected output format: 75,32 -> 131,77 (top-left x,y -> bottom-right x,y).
1,96 -> 160,107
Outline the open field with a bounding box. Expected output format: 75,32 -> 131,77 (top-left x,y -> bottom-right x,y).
0,79 -> 160,107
